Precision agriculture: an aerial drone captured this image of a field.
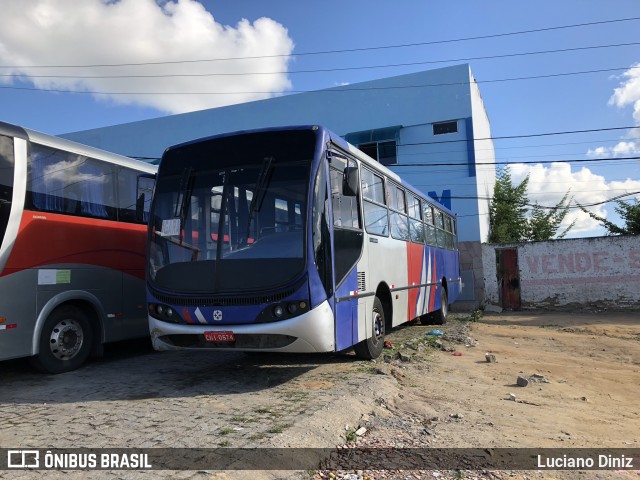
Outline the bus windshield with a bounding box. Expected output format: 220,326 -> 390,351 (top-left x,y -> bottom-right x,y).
0,135 -> 15,248
149,132 -> 314,294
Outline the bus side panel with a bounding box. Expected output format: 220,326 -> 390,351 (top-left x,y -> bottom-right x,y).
334,268 -> 357,351
362,236 -> 408,331
427,247 -> 439,313
442,248 -> 461,304
35,265 -> 123,341
121,272 -> 151,340
406,242 -> 424,321
2,211 -> 148,345
0,270 -> 38,361
432,247 -> 460,310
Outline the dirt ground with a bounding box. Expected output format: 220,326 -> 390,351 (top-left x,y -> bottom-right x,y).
1,310 -> 638,480
310,310 -> 640,480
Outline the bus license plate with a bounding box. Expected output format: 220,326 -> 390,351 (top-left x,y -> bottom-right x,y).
204,331 -> 235,343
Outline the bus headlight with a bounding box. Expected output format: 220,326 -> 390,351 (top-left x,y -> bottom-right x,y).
258,300 -> 310,323
149,303 -> 181,323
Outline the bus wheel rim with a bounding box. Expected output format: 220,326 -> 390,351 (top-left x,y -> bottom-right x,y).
49,319 -> 84,360
373,309 -> 383,342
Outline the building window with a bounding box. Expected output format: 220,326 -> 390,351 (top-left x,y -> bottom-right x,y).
344,126 -> 401,166
433,120 -> 458,135
358,140 -> 397,165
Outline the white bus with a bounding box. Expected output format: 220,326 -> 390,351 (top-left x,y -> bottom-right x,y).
146,125 -> 461,359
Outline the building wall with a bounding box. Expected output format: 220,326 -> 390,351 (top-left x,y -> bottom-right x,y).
63,64 -> 493,245
469,69 -> 495,243
482,236 -> 640,310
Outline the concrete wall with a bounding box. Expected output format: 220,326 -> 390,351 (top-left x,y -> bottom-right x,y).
455,240 -> 485,311
482,236 -> 640,310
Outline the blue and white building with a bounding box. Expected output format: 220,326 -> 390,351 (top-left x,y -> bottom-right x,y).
64,64 -> 495,307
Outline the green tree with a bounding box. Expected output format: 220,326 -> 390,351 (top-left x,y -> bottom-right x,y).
528,191 -> 575,241
488,167 -> 574,243
578,199 -> 640,235
488,168 -> 529,243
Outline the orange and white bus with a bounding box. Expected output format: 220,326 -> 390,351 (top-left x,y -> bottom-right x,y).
0,121 -> 156,373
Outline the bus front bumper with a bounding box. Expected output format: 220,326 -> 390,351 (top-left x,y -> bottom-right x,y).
149,300 -> 335,354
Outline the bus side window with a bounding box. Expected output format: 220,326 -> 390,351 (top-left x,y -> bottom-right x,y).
434,208 -> 446,248
361,167 -> 388,236
388,183 -> 409,241
443,215 -> 453,249
117,169 -> 153,224
135,174 -> 155,224
330,159 -> 360,229
423,204 -> 437,246
408,194 -> 424,243
28,144 -> 116,220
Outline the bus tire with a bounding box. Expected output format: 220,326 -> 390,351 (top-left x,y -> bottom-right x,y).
432,287 -> 449,325
354,296 -> 385,360
30,306 -> 93,374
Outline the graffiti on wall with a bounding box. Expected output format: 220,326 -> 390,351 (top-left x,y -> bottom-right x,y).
482,237 -> 640,309
524,250 -> 640,278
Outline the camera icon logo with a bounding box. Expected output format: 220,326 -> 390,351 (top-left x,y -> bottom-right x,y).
7,450 -> 40,468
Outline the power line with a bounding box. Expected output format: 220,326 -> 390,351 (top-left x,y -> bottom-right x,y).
397,126 -> 640,148
1,16 -> 639,69
394,156 -> 640,167
427,191 -> 640,209
3,65 -> 640,97
3,45 -> 639,78
384,137 -> 635,159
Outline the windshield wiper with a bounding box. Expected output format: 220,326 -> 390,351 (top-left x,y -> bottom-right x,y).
175,167 -> 195,245
245,156 -> 273,243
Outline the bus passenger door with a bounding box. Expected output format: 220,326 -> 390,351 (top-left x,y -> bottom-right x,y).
328,154 -> 363,351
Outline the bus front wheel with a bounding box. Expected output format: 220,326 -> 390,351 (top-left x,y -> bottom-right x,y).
354,296 -> 385,360
30,306 -> 93,374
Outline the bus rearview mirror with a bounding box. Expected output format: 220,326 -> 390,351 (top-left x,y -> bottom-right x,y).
343,167 -> 358,197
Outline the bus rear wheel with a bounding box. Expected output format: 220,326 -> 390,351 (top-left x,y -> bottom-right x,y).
432,287 -> 449,325
354,296 -> 385,360
30,306 -> 93,374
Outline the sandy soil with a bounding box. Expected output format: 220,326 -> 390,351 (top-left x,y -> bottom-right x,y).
328,310 -> 640,479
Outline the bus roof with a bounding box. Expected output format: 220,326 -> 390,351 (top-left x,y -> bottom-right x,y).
162,124 -> 454,216
0,119 -> 156,174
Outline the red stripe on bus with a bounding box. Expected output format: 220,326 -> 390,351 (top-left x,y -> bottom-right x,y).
1,211 -> 147,279
406,242 -> 423,320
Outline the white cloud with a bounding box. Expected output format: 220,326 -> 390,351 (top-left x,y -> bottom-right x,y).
509,162 -> 640,236
587,64 -> 640,158
610,63 -> 640,122
0,0 -> 295,113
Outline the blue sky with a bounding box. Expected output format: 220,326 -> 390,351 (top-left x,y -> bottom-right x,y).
1,0 -> 639,236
